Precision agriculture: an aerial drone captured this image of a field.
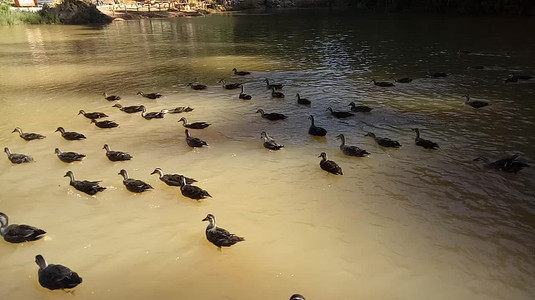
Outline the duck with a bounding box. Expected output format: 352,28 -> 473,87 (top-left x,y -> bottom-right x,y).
103,144 -> 132,161
35,255 -> 82,290
11,127 -> 45,141
218,79 -> 242,90
260,131 -> 284,150
308,115 -> 327,136
78,110 -> 108,120
140,106 -> 167,120
474,154 -> 529,174
429,72 -> 448,78
504,74 -> 532,83
178,176 -> 211,200
150,168 -> 197,187
112,103 -> 144,114
463,94 -> 488,108
504,75 -> 518,84
64,171 -> 106,195
118,169 -> 153,193
318,152 -> 343,175
90,119 -> 119,128
0,212 -> 46,243
265,78 -> 283,90
54,148 -> 85,163
239,85 -> 252,100
391,77 -> 413,83
348,102 -> 373,113
168,106 -> 194,114
296,93 -> 311,105
202,214 -> 244,248
187,82 -> 207,90
365,132 -> 401,148
4,147 -> 33,164
185,129 -> 208,148
137,91 -> 163,99
372,79 -> 395,87
326,107 -> 354,118
178,117 -> 211,129
412,128 -> 439,149
336,134 -> 369,157
290,294 -> 306,300
103,92 -> 121,101
232,68 -> 250,76
55,127 -> 86,140
467,65 -> 485,70
271,87 -> 285,98
256,109 -> 287,121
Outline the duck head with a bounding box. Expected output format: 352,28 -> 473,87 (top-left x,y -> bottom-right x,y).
139,105 -> 146,113
290,294 -> 306,300
4,147 -> 11,155
318,152 -> 327,159
178,117 -> 187,124
55,127 -> 65,134
260,131 -> 267,140
112,104 -> 122,108
202,214 -> 216,224
118,169 -> 129,179
232,68 -> 238,73
78,110 -> 86,116
326,107 -> 333,113
54,148 -> 62,155
136,91 -> 144,96
11,127 -> 22,134
35,254 -> 48,270
150,168 -> 163,177
348,102 -> 356,107
90,119 -> 97,124
463,93 -> 470,102
102,144 -> 110,151
63,171 -> 75,181
255,109 -> 264,115
0,212 -> 8,227
218,79 -> 226,84
364,132 -> 376,138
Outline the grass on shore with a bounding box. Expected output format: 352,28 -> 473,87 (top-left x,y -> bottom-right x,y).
0,0 -> 59,25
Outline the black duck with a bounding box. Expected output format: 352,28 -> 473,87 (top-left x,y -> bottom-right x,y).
412,128 -> 439,149
178,176 -> 211,200
55,127 -> 86,140
64,171 -> 106,196
391,77 -> 413,83
140,106 -> 167,119
185,129 -> 208,148
260,131 -> 284,150
78,110 -> 108,120
463,94 -> 488,108
474,154 -> 529,174
265,78 -> 283,90
336,134 -> 369,157
12,127 -> 45,141
112,103 -> 144,114
256,109 -> 287,121
271,87 -> 285,98
318,152 -> 343,175
239,86 -> 252,100
187,82 -> 207,90
137,91 -> 163,99
90,119 -> 119,128
290,294 -> 306,300
296,93 -> 311,105
55,148 -> 85,163
178,117 -> 211,129
103,92 -> 121,101
429,72 -> 448,78
168,106 -> 194,114
218,79 -> 242,90
365,132 -> 401,148
4,147 -> 33,164
35,255 -> 82,290
348,102 -> 373,113
308,115 -> 327,136
202,214 -> 244,248
118,169 -> 153,193
372,79 -> 395,87
232,68 -> 250,76
0,212 -> 46,243
103,144 -> 132,161
150,168 -> 197,186
505,74 -> 532,83
326,107 -> 354,118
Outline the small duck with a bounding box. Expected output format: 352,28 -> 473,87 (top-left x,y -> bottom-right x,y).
504,75 -> 518,84
232,68 -> 251,76
318,152 -> 343,175
429,72 -> 448,78
118,169 -> 153,193
202,214 -> 244,248
55,127 -> 86,140
90,119 -> 119,128
463,94 -> 488,108
256,109 -> 287,121
54,148 -> 85,163
372,79 -> 395,87
308,115 -> 327,136
336,134 -> 369,157
348,102 -> 373,113
326,107 -> 354,118
64,171 -> 106,195
265,78 -> 283,90
271,87 -> 285,98
112,103 -> 144,114
187,82 -> 207,90
467,66 -> 485,70
78,110 -> 108,120
35,255 -> 82,290
11,127 -> 45,141
504,74 -> 532,84
412,128 -> 439,149
150,168 -> 197,187
178,176 -> 211,200
239,86 -> 252,100
296,93 -> 311,105
140,106 -> 167,120
4,147 -> 33,164
178,117 -> 211,129
168,106 -> 194,114
103,92 -> 121,101
365,132 -> 401,148
137,91 -> 163,99
391,77 -> 413,83
185,129 -> 208,148
218,79 -> 242,90
0,212 -> 46,243
103,144 -> 132,161
290,294 -> 306,300
474,154 -> 529,174
260,131 -> 284,150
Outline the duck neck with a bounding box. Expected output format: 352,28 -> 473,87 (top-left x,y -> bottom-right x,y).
321,155 -> 327,163
14,128 -> 23,135
464,94 -> 470,103
35,255 -> 47,270
309,116 -> 315,126
257,110 -> 264,116
339,135 -> 346,147
4,148 -> 11,156
179,118 -> 187,125
414,129 -> 420,139
121,171 -> 129,180
185,130 -> 190,138
241,86 -> 244,93
206,218 -> 216,231
156,169 -> 164,178
0,213 -> 8,229
67,172 -> 75,183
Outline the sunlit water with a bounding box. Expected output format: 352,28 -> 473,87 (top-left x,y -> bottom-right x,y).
0,10 -> 534,300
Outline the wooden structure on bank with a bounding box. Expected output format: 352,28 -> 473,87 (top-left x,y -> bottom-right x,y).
111,0 -> 209,12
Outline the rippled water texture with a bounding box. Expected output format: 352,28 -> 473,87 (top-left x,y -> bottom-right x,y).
0,10 -> 534,300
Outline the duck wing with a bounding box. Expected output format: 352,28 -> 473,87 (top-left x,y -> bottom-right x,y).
21,133 -> 45,140
416,138 -> 439,149
342,145 -> 369,157
124,179 -> 153,192
72,180 -> 105,195
106,151 -> 132,161
321,160 -> 343,175
182,185 -> 211,200
377,137 -> 401,148
2,224 -> 46,243
207,227 -> 244,247
63,132 -> 86,140
264,140 -> 284,150
309,125 -> 327,136
59,152 -> 85,162
9,154 -> 33,163
39,264 -> 82,290
163,174 -> 196,185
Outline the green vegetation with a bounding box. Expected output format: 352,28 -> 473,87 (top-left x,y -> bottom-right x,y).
0,0 -> 59,25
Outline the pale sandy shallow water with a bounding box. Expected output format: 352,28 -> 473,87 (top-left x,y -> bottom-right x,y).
0,10 -> 534,300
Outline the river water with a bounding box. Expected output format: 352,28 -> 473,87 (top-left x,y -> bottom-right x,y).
0,9 -> 534,300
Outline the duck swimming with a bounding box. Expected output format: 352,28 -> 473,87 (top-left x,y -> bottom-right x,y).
318,152 -> 343,175
178,176 -> 211,200
239,86 -> 252,100
202,214 -> 244,248
35,255 -> 82,290
103,92 -> 121,101
232,68 -> 250,76
308,115 -> 327,136
296,93 -> 311,105
256,109 -> 287,121
474,154 -> 529,173
112,103 -> 144,114
12,127 -> 45,141
178,117 -> 211,129
290,294 -> 306,300
0,212 -> 46,243
348,102 -> 373,113
90,119 -> 119,128
464,94 -> 488,108
4,147 -> 33,164
260,131 -> 284,150
55,127 -> 86,140
141,106 -> 167,120
505,74 -> 532,83
372,79 -> 395,87
150,168 -> 197,187
218,79 -> 242,90
271,87 -> 285,98
78,110 -> 108,120
185,129 -> 208,148
137,91 -> 163,99
391,77 -> 413,83
168,106 -> 194,114
429,72 -> 448,78
187,82 -> 207,90
118,169 -> 153,193
64,171 -> 106,195
365,132 -> 401,148
412,128 -> 439,149
55,148 -> 85,163
326,107 -> 354,118
265,78 -> 283,90
103,144 -> 132,161
336,134 -> 369,157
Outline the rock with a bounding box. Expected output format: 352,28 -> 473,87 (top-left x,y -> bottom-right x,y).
40,0 -> 113,25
